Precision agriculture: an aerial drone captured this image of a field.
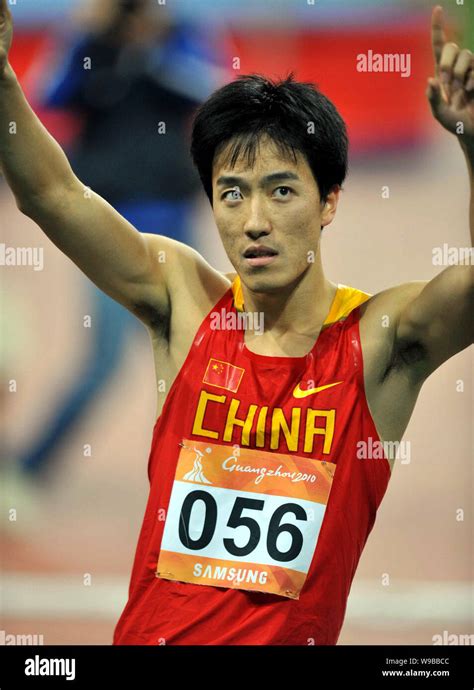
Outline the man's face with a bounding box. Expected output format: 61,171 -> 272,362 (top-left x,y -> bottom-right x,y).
211,136 -> 339,294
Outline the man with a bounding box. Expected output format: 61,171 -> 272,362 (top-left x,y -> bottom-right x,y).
0,2 -> 472,644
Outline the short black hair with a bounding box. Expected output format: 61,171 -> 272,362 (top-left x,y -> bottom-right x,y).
190,72 -> 348,207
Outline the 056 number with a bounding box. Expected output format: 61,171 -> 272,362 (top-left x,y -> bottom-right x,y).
178,491 -> 306,562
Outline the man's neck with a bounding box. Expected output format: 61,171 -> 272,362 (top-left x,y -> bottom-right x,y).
240,260 -> 337,339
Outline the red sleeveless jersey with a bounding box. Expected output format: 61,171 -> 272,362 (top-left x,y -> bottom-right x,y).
113,278 -> 391,645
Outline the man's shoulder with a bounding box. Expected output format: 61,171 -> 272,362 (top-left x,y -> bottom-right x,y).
358,280 -> 430,382
358,280 -> 428,326
142,234 -> 232,339
143,233 -> 231,302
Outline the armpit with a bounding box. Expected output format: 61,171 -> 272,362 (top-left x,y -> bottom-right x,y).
132,300 -> 170,340
388,339 -> 427,372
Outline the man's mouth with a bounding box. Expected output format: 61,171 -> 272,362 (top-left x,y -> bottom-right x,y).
243,245 -> 279,267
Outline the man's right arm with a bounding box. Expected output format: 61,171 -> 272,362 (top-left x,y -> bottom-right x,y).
0,2 -> 204,326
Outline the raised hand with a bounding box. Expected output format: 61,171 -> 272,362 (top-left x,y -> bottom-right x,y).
427,5 -> 474,142
0,0 -> 13,76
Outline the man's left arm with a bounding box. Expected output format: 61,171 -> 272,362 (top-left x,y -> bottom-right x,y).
395,6 -> 474,380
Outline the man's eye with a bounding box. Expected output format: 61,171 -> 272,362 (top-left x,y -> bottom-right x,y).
273,186 -> 294,198
222,188 -> 242,201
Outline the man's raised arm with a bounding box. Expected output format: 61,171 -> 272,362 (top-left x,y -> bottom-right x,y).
427,4 -> 474,245
393,6 -> 473,381
0,0 -> 190,324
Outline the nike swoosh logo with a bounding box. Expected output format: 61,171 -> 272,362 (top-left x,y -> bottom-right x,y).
292,381 -> 344,398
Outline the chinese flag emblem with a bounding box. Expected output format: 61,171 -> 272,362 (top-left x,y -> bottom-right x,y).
203,358 -> 245,393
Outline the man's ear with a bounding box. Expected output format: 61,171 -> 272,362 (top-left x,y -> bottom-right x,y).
320,185 -> 341,228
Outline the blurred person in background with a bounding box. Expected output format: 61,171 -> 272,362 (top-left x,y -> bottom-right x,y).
15,0 -> 227,482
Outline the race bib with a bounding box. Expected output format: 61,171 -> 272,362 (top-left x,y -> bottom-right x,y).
156,439 -> 336,599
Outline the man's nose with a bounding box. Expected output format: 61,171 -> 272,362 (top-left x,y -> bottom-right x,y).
244,199 -> 272,239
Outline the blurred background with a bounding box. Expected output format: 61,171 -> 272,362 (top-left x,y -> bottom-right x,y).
1,0 -> 472,645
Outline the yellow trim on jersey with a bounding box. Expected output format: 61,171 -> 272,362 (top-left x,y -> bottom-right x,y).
230,275 -> 371,323
232,275 -> 245,312
323,283 -> 372,324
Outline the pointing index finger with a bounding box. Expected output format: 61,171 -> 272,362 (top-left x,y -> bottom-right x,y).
431,5 -> 446,75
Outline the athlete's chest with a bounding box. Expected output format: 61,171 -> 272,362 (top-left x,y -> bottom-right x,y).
152,317 -> 382,600
163,315 -> 363,462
